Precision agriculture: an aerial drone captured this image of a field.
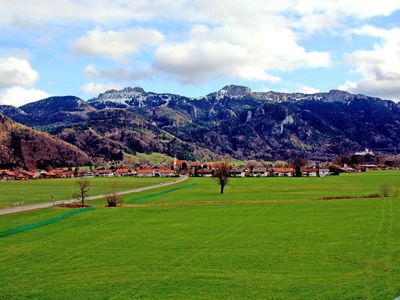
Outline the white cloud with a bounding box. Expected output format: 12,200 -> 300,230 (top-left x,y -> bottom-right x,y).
1,1 -> 399,29
295,13 -> 338,35
154,22 -> 330,84
73,27 -> 164,62
81,82 -> 122,95
0,87 -> 50,107
84,64 -> 153,81
0,56 -> 50,106
84,64 -> 99,77
0,1 -> 174,25
0,57 -> 39,88
339,25 -> 400,100
2,1 -> 400,91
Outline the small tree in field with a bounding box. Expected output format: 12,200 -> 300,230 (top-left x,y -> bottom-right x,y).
379,184 -> 391,197
106,185 -> 122,207
214,160 -> 231,194
75,178 -> 90,207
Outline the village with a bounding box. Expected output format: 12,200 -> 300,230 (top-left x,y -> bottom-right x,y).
0,154 -> 397,181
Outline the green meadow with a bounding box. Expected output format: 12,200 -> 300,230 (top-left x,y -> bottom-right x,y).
1,171 -> 400,299
0,177 -> 173,208
120,170 -> 400,206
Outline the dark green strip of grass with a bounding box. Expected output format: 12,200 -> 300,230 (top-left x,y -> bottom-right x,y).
0,207 -> 95,238
127,183 -> 196,203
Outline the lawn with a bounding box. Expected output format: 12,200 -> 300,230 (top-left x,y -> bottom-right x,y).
1,171 -> 400,299
0,177 -> 174,208
116,170 -> 400,206
1,197 -> 400,298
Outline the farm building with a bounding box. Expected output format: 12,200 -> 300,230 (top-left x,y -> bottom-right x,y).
156,170 -> 177,177
251,168 -> 269,177
273,168 -> 294,177
136,169 -> 155,177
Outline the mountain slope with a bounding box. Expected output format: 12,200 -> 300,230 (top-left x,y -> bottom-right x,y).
0,96 -> 96,129
0,114 -> 90,169
1,85 -> 400,161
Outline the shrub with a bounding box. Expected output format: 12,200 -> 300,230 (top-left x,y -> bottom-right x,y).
105,188 -> 122,207
379,184 -> 391,197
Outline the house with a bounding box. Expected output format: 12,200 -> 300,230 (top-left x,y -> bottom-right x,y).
114,169 -> 133,177
96,169 -> 114,177
0,170 -> 17,180
42,171 -> 59,179
156,169 -> 176,177
302,168 -> 318,177
136,169 -> 155,177
20,170 -> 36,180
361,164 -> 379,170
251,168 -> 269,177
76,169 -> 95,178
187,162 -> 201,170
272,168 -> 294,177
196,169 -> 214,177
230,168 -> 246,177
59,170 -> 73,178
319,168 -> 330,177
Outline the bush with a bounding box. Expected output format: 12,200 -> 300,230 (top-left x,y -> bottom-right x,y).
105,189 -> 122,207
379,184 -> 391,197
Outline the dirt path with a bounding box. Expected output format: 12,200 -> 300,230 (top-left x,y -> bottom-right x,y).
0,176 -> 188,216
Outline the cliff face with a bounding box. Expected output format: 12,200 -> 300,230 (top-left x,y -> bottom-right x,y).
0,114 -> 90,169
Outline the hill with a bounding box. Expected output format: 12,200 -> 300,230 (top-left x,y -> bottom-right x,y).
0,114 -> 90,169
1,85 -> 400,161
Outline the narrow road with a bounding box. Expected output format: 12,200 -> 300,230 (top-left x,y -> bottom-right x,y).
0,176 -> 188,216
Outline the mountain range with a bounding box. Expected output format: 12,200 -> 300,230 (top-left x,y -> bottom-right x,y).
1,85 -> 400,167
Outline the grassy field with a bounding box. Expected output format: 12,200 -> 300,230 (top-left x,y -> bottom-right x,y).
123,152 -> 174,164
104,170 -> 400,206
1,171 -> 400,299
0,177 -> 174,208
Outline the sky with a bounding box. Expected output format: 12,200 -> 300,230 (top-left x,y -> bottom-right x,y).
0,0 -> 400,107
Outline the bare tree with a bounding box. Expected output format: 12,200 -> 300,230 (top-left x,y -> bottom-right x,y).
214,160 -> 231,194
379,184 -> 391,197
105,185 -> 122,207
75,178 -> 90,207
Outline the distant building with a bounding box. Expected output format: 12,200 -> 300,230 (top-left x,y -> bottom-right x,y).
251,168 -> 269,177
230,168 -> 246,177
156,169 -> 176,177
272,168 -> 294,177
319,169 -> 330,177
96,169 -> 114,177
197,169 -> 214,177
136,169 -> 155,177
302,168 -> 318,177
114,169 -> 133,177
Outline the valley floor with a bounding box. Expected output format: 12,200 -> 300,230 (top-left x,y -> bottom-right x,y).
1,171 -> 400,299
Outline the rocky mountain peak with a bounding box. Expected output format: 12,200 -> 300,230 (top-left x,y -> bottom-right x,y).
323,90 -> 355,102
217,85 -> 252,98
89,87 -> 147,108
121,87 -> 146,93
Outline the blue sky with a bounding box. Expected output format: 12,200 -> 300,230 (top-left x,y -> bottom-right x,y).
0,0 -> 399,106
